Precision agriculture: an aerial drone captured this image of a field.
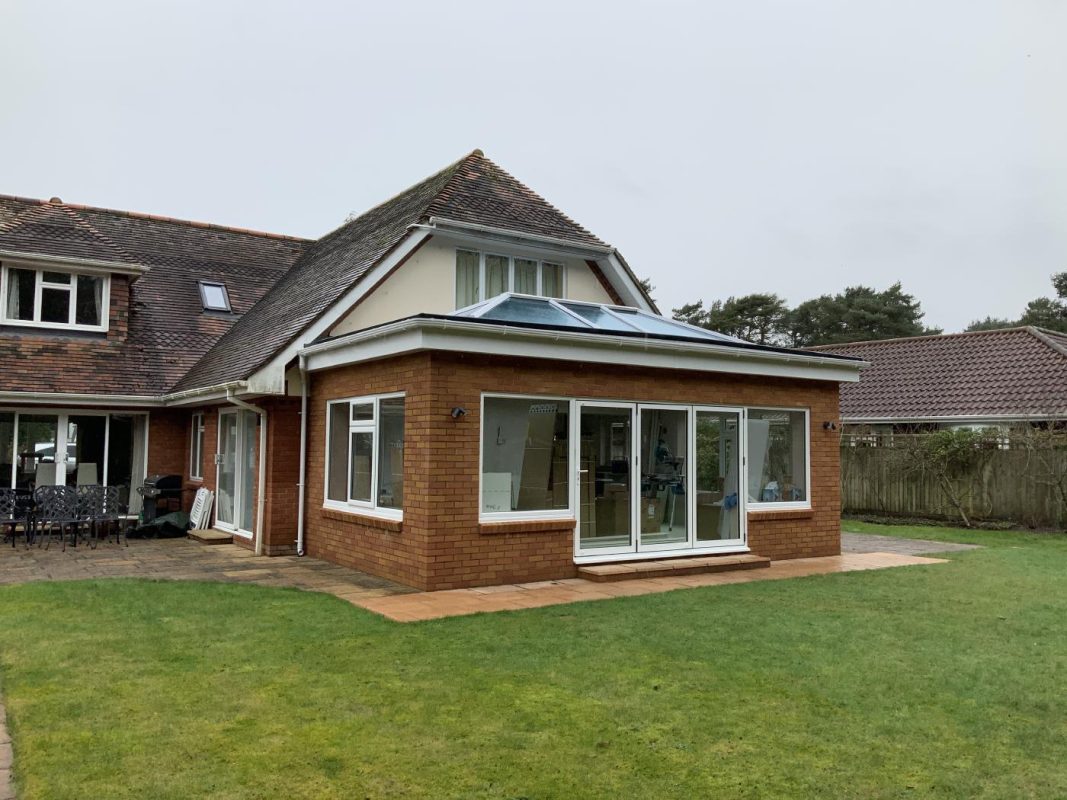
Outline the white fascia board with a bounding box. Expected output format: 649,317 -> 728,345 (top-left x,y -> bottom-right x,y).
844,413 -> 1067,424
242,229 -> 433,394
302,318 -> 865,383
0,391 -> 161,408
599,251 -> 656,312
0,249 -> 148,279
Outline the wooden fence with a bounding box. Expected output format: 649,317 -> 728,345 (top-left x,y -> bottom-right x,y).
840,442 -> 1067,529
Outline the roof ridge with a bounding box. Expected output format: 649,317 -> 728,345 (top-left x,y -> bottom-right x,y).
810,326 -> 1035,349
1026,325 -> 1067,358
0,192 -> 310,243
0,201 -> 144,265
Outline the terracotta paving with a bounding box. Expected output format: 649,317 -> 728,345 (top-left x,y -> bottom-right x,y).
0,537 -> 414,601
354,552 -> 948,622
842,531 -> 981,556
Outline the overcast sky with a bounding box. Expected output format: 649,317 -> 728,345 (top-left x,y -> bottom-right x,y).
2,1 -> 1064,331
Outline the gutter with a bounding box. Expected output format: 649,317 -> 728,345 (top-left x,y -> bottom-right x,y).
296,353 -> 309,556
226,388 -> 269,557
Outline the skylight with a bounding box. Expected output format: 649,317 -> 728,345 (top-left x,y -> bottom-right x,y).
198,281 -> 231,312
452,294 -> 745,344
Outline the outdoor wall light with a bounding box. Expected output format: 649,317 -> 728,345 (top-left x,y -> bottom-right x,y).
451,407 -> 468,420
823,421 -> 838,431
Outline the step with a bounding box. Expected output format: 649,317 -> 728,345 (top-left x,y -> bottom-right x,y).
578,553 -> 770,582
189,529 -> 234,545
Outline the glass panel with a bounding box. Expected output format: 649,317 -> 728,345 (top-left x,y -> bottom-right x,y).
238,411 -> 257,532
514,259 -> 538,294
481,398 -> 570,514
217,413 -> 238,525
0,413 -> 14,489
6,269 -> 35,321
561,303 -> 640,332
483,296 -> 589,327
377,397 -> 405,509
350,402 -> 373,422
349,431 -> 373,503
41,287 -> 70,324
455,250 -> 480,308
695,411 -> 742,541
579,406 -> 632,550
75,275 -> 104,326
201,283 -> 229,311
107,415 -> 135,509
69,415 -> 106,486
613,308 -> 708,337
541,263 -> 563,298
16,414 -> 59,488
747,409 -> 807,503
638,408 -> 688,547
42,271 -> 71,285
485,254 -> 509,299
326,403 -> 349,502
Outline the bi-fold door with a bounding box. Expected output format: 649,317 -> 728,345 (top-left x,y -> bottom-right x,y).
575,402 -> 746,560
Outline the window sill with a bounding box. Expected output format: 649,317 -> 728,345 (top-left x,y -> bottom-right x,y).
746,507 -> 814,521
479,518 -> 575,536
322,506 -> 403,533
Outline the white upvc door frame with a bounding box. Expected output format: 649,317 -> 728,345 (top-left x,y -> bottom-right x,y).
214,408 -> 254,538
691,405 -> 748,551
635,403 -> 692,554
573,401 -> 638,560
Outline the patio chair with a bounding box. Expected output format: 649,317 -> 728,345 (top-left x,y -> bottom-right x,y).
0,488 -> 34,548
34,485 -> 82,551
94,485 -> 125,547
77,485 -> 118,549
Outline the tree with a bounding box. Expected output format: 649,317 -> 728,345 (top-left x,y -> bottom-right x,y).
965,316 -> 1015,332
671,301 -> 707,327
1019,297 -> 1067,332
786,283 -> 939,347
638,277 -> 656,304
704,294 -> 790,344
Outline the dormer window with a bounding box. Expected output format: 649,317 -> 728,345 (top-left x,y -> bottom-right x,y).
1,265 -> 108,332
455,250 -> 565,308
198,281 -> 231,312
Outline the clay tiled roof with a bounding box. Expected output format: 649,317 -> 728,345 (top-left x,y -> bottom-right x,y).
172,149 -> 609,392
0,195 -> 308,396
811,327 -> 1067,421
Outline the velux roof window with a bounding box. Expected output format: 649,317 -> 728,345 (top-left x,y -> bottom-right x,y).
198,281 -> 231,312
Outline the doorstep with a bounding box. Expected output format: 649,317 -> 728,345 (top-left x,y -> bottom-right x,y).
189,529 -> 234,545
578,553 -> 770,582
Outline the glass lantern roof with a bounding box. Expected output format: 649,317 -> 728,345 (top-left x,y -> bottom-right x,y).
451,294 -> 745,344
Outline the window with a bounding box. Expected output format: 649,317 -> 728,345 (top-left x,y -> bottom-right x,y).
1,265 -> 107,331
481,396 -> 570,518
190,413 -> 205,480
746,408 -> 809,506
325,394 -> 405,517
454,250 -> 567,307
198,281 -> 231,312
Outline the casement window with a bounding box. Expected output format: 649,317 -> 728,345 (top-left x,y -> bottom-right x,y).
455,250 -> 565,308
189,413 -> 205,481
746,408 -> 810,507
480,395 -> 571,519
1,265 -> 108,331
325,394 -> 405,518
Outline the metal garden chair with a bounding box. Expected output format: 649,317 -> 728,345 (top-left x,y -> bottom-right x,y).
34,485 -> 82,551
0,488 -> 34,548
79,485 -> 125,548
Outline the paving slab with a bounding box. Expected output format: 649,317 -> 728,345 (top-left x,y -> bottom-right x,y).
842,532 -> 980,556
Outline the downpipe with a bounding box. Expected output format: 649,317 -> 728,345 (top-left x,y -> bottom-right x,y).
296,354 -> 308,557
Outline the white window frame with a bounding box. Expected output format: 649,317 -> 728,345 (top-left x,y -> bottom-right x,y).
455,250 -> 567,308
744,406 -> 812,511
479,393 -> 576,523
0,263 -> 110,333
323,392 -> 404,521
189,413 -> 204,481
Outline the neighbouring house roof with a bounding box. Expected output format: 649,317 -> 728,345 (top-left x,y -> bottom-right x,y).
171,149 -> 617,394
0,194 -> 308,396
811,327 -> 1067,421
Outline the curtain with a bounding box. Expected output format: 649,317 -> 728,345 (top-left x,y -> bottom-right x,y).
455,250 -> 480,308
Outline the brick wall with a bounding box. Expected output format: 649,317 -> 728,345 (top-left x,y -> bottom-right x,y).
304,351 -> 843,591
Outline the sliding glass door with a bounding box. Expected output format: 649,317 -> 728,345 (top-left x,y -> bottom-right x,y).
216,409 -> 256,536
575,403 -> 745,558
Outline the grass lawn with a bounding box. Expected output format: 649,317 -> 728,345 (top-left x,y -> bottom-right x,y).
1,525 -> 1065,799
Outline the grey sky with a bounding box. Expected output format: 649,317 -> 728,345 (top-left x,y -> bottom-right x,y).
2,1 -> 1064,332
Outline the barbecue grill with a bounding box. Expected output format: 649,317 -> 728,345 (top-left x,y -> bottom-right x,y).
138,474 -> 184,523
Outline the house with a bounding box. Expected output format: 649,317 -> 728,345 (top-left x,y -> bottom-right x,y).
0,150 -> 863,590
811,327 -> 1067,435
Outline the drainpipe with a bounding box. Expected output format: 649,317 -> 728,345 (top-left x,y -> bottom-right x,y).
296,354 -> 309,556
226,389 -> 268,557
